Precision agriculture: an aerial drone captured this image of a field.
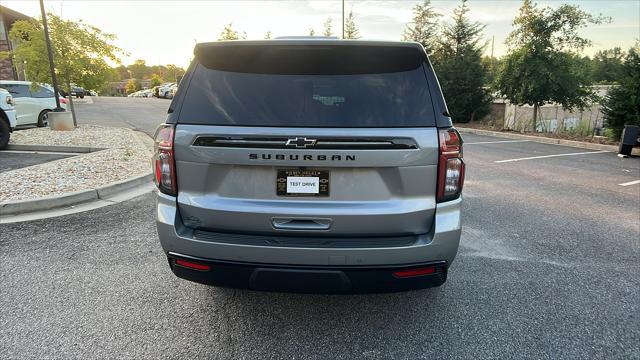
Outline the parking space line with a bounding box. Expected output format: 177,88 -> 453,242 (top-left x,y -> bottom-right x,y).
495,150 -> 609,163
465,140 -> 530,145
618,180 -> 640,187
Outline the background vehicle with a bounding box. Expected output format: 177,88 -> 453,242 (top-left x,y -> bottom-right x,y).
154,40 -> 465,293
0,81 -> 68,127
167,84 -> 178,99
158,82 -> 175,98
0,88 -> 17,149
70,86 -> 86,99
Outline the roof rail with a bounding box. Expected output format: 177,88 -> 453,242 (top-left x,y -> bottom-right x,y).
274,36 -> 339,40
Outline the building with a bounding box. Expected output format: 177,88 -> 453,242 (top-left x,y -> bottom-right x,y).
0,5 -> 30,80
483,85 -> 615,136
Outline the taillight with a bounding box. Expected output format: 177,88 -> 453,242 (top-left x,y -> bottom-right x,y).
437,128 -> 465,203
153,124 -> 177,196
60,97 -> 68,104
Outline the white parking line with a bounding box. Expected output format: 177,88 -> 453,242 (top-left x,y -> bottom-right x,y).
465,140 -> 530,145
495,150 -> 609,163
619,180 -> 640,187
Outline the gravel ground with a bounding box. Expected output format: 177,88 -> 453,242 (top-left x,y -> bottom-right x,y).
0,126 -> 153,202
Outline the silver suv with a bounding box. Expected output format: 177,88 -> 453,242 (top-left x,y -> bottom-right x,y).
154,40 -> 465,293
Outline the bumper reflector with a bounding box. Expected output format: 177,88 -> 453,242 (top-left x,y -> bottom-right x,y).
175,259 -> 210,271
393,266 -> 436,278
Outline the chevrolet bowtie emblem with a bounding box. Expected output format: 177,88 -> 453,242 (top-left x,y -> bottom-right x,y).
285,137 -> 317,148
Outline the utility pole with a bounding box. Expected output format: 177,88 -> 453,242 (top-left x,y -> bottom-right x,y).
342,0 -> 345,39
39,0 -> 63,111
490,35 -> 495,59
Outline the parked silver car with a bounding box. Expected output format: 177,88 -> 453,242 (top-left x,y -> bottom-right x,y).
154,39 -> 465,293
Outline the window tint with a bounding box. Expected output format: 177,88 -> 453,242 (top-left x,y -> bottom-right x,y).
180,45 -> 435,128
32,85 -> 54,98
0,84 -> 31,98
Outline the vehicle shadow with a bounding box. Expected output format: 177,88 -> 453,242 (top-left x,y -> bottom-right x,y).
197,285 -> 451,358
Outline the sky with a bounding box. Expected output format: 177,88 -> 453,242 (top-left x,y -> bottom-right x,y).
3,0 -> 639,69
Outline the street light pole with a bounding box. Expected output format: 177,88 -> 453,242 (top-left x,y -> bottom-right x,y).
39,0 -> 63,111
342,0 -> 345,39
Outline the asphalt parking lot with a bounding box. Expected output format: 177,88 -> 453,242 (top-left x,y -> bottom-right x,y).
0,151 -> 73,172
75,96 -> 169,136
1,98 -> 638,358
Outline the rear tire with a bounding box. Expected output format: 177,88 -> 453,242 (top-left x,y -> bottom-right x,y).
0,118 -> 10,150
37,110 -> 50,128
619,144 -> 633,156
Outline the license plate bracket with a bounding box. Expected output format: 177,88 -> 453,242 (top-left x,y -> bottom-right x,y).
277,169 -> 329,197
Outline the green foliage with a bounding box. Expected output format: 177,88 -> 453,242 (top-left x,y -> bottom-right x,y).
323,18 -> 333,37
164,64 -> 184,83
344,11 -> 360,39
481,56 -> 500,86
125,79 -> 140,94
495,0 -> 607,129
497,48 -> 593,109
219,23 -> 240,40
432,0 -> 491,123
603,128 -> 617,140
150,74 -> 163,87
309,28 -> 316,36
602,46 -> 640,140
591,47 -> 625,84
401,0 -> 441,55
8,14 -> 123,92
128,59 -> 147,80
264,30 -> 272,40
111,62 -> 184,82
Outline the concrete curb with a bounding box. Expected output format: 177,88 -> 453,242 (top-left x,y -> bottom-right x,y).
457,127 -> 620,152
96,173 -> 152,199
6,144 -> 105,153
0,173 -> 152,217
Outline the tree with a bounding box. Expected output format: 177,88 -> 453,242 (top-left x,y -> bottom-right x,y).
402,0 -> 441,55
165,64 -> 184,83
309,28 -> 316,36
128,59 -> 147,80
602,46 -> 640,140
150,74 -> 163,87
264,30 -> 272,39
495,0 -> 607,130
431,0 -> 491,123
592,47 -> 625,84
218,23 -> 240,40
7,14 -> 122,94
481,56 -> 500,86
323,18 -> 333,37
125,78 -> 140,94
344,11 -> 360,39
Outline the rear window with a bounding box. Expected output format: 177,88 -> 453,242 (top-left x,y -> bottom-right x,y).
32,85 -> 54,98
178,44 -> 436,127
0,84 -> 30,98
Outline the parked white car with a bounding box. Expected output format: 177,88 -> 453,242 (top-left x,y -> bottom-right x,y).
0,81 -> 68,128
0,88 -> 17,149
158,83 -> 175,98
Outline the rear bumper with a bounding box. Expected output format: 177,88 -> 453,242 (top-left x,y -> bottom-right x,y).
168,253 -> 447,293
156,193 -> 462,291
